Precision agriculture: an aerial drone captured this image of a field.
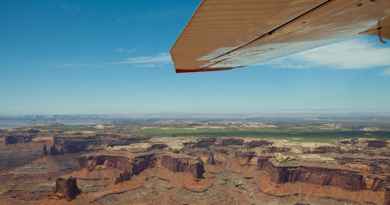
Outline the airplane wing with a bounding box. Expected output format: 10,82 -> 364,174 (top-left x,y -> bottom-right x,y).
170,0 -> 390,73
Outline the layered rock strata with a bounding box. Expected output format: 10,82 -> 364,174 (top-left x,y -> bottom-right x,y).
257,157 -> 365,191
78,153 -> 156,184
161,154 -> 205,179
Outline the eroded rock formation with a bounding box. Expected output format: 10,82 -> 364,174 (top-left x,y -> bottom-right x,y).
235,151 -> 256,164
48,144 -> 64,156
366,176 -> 387,191
55,177 -> 81,201
385,186 -> 390,205
367,140 -> 388,148
54,137 -> 97,153
257,157 -> 365,191
207,151 -> 216,165
79,153 -> 156,184
245,140 -> 273,148
81,155 -> 132,171
194,138 -> 217,148
257,156 -> 272,169
184,138 -> 217,149
264,146 -> 291,153
309,146 -> 341,154
43,144 -> 48,156
131,152 -> 156,175
216,138 -> 244,146
161,154 -> 205,179
147,143 -> 168,151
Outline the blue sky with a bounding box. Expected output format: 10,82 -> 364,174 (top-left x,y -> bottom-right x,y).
1,0 -> 390,115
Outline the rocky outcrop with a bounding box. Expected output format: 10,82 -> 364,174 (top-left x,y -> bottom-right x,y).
131,152 -> 156,175
309,146 -> 341,154
365,176 -> 386,191
245,140 -> 273,148
336,157 -> 390,175
63,140 -> 90,153
27,128 -> 40,135
339,138 -> 358,145
79,153 -> 156,184
147,143 -> 168,151
113,153 -> 157,184
369,161 -> 383,174
54,137 -> 99,153
184,138 -> 217,149
48,144 -> 64,156
367,140 -> 387,148
383,186 -> 390,205
55,136 -> 151,153
214,147 -> 231,155
105,136 -> 150,147
195,138 -> 217,148
216,138 -> 244,146
235,151 -> 256,164
384,177 -> 390,205
385,186 -> 390,205
80,155 -> 132,171
4,134 -> 32,145
207,151 -> 216,165
79,155 -> 132,184
55,177 -> 81,201
43,144 -> 48,155
264,146 -> 291,153
257,157 -> 365,191
161,154 -> 205,179
257,156 -> 272,169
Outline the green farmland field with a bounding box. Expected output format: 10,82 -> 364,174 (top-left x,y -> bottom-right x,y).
139,127 -> 390,142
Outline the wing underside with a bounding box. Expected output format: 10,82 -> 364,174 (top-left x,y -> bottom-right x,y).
170,0 -> 390,73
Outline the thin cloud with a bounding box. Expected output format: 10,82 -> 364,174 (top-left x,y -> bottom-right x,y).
115,53 -> 172,67
114,48 -> 136,54
265,38 -> 390,72
59,52 -> 171,69
384,68 -> 390,76
57,63 -> 106,68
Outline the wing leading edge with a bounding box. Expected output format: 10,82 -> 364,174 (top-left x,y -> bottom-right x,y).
170,0 -> 390,73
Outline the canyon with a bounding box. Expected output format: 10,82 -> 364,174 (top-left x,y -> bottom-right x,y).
0,123 -> 389,205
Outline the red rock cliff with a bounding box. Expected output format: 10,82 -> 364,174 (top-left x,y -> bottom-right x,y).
161,154 -> 205,179
257,157 -> 365,191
